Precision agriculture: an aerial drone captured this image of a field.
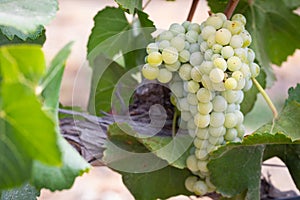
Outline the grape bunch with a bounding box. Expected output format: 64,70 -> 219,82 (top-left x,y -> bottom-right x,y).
141,13 -> 260,196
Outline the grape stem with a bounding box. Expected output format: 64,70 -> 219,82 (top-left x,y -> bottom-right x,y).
142,0 -> 152,10
224,0 -> 240,19
172,108 -> 179,137
252,77 -> 279,119
187,0 -> 200,21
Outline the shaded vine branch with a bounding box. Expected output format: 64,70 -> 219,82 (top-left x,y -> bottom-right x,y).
187,0 -> 200,21
224,0 -> 240,19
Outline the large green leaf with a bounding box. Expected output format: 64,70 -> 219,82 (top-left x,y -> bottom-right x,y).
208,0 -> 300,85
115,0 -> 142,14
0,28 -> 46,46
103,123 -> 192,200
31,136 -> 90,191
0,183 -> 39,200
0,0 -> 58,38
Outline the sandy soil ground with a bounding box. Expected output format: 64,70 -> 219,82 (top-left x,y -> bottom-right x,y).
39,0 -> 300,199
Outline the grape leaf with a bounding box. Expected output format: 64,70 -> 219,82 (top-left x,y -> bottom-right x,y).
0,28 -> 46,46
0,183 -> 39,200
103,123 -> 192,200
208,0 -> 300,86
0,0 -> 58,38
114,0 -> 142,14
31,136 -> 90,191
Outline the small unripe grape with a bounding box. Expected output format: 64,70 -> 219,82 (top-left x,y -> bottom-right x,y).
213,57 -> 227,71
171,36 -> 185,51
199,61 -> 214,74
209,125 -> 226,137
200,42 -> 208,53
206,15 -> 223,29
186,155 -> 199,172
190,52 -> 204,66
212,95 -> 228,112
247,48 -> 255,63
207,34 -> 216,47
194,113 -> 210,128
179,49 -> 190,63
179,98 -> 190,111
227,20 -> 244,35
222,90 -> 239,104
195,148 -> 208,160
215,28 -> 232,45
169,23 -> 185,35
157,68 -> 173,83
234,110 -> 244,125
170,81 -> 184,98
158,40 -> 170,50
194,138 -> 209,149
210,112 -> 225,127
189,23 -> 201,33
181,111 -> 192,121
232,71 -> 244,81
224,77 -> 237,90
147,52 -> 163,67
179,63 -> 192,80
230,35 -> 243,49
187,80 -> 200,93
243,78 -> 253,91
182,21 -> 191,30
198,102 -> 213,115
191,66 -> 202,82
204,49 -> 213,61
224,113 -> 238,128
197,88 -> 213,103
165,60 -> 181,72
221,46 -> 234,59
142,64 -> 159,80
201,25 -> 216,40
236,124 -> 246,138
187,93 -> 198,105
146,43 -> 159,54
212,44 -> 223,54
193,180 -> 208,195
209,68 -> 224,83
240,30 -> 252,47
225,128 -> 238,141
189,43 -> 200,53
234,48 -> 248,62
186,30 -> 198,43
236,78 -> 246,90
185,176 -> 198,192
196,128 -> 210,139
232,14 -> 246,25
158,30 -> 173,41
250,62 -> 260,78
162,46 -> 178,64
227,56 -> 242,71
197,160 -> 209,173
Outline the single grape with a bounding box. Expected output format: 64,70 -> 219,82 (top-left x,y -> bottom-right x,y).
188,118 -> 197,130
179,63 -> 192,80
170,81 -> 184,98
199,61 -> 214,74
165,60 -> 181,72
146,43 -> 159,54
189,43 -> 200,53
224,77 -> 237,90
232,14 -> 246,25
225,128 -> 238,141
234,110 -> 244,125
184,41 -> 191,50
179,49 -> 191,63
247,48 -> 255,63
234,48 -> 248,62
201,25 -> 216,40
210,112 -> 225,127
147,52 -> 163,67
243,78 -> 253,91
186,30 -> 198,43
171,36 -> 185,51
211,53 -> 222,61
181,111 -> 192,121
212,95 -> 228,112
213,57 -> 227,71
157,68 -> 173,83
250,62 -> 260,78
190,105 -> 198,115
215,28 -> 232,45
209,68 -> 224,83
240,63 -> 251,78
201,74 -> 214,90
207,34 -> 216,48
186,155 -> 199,172
195,148 -> 208,160
187,93 -> 199,105
236,124 -> 246,138
189,23 -> 201,33
206,15 -> 223,29
197,102 -> 213,115
194,113 -> 210,128
200,41 -> 208,53
212,82 -> 225,91
182,21 -> 191,30
190,52 -> 204,66
221,46 -> 234,59
179,97 -> 190,111
185,176 -> 198,193
142,64 -> 159,80
209,125 -> 226,137
227,20 -> 244,35
215,13 -> 227,21
230,35 -> 243,49
193,181 -> 208,195
162,46 -> 179,64
158,40 -> 170,50
204,49 -> 214,61
240,30 -> 252,47
157,30 -> 173,41
196,128 -> 210,139
187,80 -> 200,93
224,112 -> 238,128
197,160 -> 209,173
227,56 -> 242,71
232,71 -> 244,81
194,138 -> 209,149
191,66 -> 202,82
222,90 -> 240,104
169,23 -> 185,35
196,88 -> 213,103
235,78 -> 246,90
212,44 -> 223,54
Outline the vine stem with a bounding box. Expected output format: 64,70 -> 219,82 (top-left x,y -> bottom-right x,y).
224,0 -> 240,19
187,0 -> 200,21
142,0 -> 152,10
172,109 -> 179,137
252,77 -> 279,119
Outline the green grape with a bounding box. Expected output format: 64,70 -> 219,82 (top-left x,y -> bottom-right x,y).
182,21 -> 191,30
194,113 -> 210,128
187,93 -> 199,105
171,36 -> 185,51
184,41 -> 190,50
204,49 -> 213,61
158,40 -> 170,50
177,33 -> 186,40
209,125 -> 226,137
224,77 -> 237,90
142,64 -> 159,80
186,30 -> 198,43
190,105 -> 198,115
236,124 -> 246,138
198,102 -> 213,115
169,23 -> 185,35
227,20 -> 244,35
205,176 -> 216,191
157,68 -> 173,83
187,80 -> 200,93
193,180 -> 208,195
210,112 -> 225,127
234,48 -> 248,62
147,52 -> 163,67
206,15 -> 223,29
197,160 -> 209,173
232,71 -> 244,81
221,46 -> 234,59
236,78 -> 246,90
186,155 -> 199,172
165,60 -> 181,72
179,98 -> 190,111
189,43 -> 200,53
240,30 -> 252,47
146,43 -> 158,54
196,128 -> 210,139
207,34 -> 216,48
222,90 -> 240,104
232,14 -> 246,25
190,52 -> 204,66
212,44 -> 223,54
230,35 -> 243,48
162,46 -> 179,64
215,13 -> 227,21
179,49 -> 190,63
227,56 -> 242,71
243,78 -> 253,91
225,128 -> 238,141
201,74 -> 213,90
212,82 -> 225,91
209,68 -> 224,83
208,135 -> 224,145
240,63 -> 251,78
234,110 -> 244,125
179,63 -> 192,80
188,118 -> 197,130
247,48 -> 255,63
215,28 -> 232,45
199,61 -> 214,74
212,95 -> 228,112
201,25 -> 216,40
224,112 -> 238,128
213,57 -> 227,71
185,176 -> 198,192
188,23 -> 201,33
211,53 -> 222,61
181,111 -> 192,121
195,148 -> 208,160
194,138 -> 209,149
191,66 -> 202,82
197,88 -> 213,103
200,41 -> 208,53
157,30 -> 173,41
250,62 -> 260,78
